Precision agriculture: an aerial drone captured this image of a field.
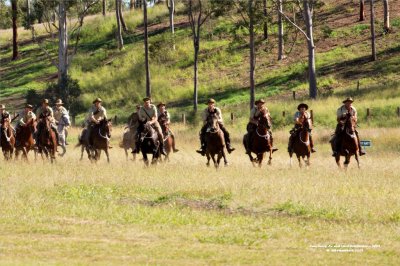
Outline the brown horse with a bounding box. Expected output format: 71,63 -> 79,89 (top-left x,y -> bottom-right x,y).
1,117 -> 15,160
289,118 -> 312,168
204,113 -> 227,168
15,119 -> 36,161
160,121 -> 173,162
78,119 -> 112,163
37,115 -> 58,163
334,113 -> 360,169
243,109 -> 273,167
119,127 -> 137,161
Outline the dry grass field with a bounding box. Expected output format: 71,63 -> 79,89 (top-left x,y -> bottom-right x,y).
0,126 -> 399,265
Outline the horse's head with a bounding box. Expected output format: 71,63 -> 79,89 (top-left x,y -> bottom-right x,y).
206,113 -> 220,133
99,119 -> 112,137
344,113 -> 356,133
301,115 -> 310,130
141,121 -> 154,138
257,108 -> 270,130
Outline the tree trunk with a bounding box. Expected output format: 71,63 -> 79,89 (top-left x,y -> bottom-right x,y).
263,0 -> 268,40
249,0 -> 255,109
167,0 -> 175,50
144,0 -> 151,97
130,0 -> 135,10
58,0 -> 68,86
26,0 -> 31,27
303,0 -> 317,99
11,0 -> 18,60
193,37 -> 199,112
359,0 -> 365,21
119,0 -> 128,32
277,0 -> 284,60
102,0 -> 106,16
370,0 -> 376,61
116,0 -> 124,50
383,0 -> 390,32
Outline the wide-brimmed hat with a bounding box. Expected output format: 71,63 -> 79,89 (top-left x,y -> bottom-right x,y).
25,104 -> 33,109
342,97 -> 354,103
255,99 -> 266,105
207,98 -> 216,104
297,103 -> 309,110
157,102 -> 166,108
136,104 -> 141,109
142,97 -> 151,102
93,97 -> 102,104
42,99 -> 49,104
0,104 -> 5,109
55,99 -> 63,105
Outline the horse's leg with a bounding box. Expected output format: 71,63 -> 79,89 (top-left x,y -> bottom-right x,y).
267,150 -> 272,165
355,154 -> 360,169
216,152 -> 222,168
258,153 -> 264,168
221,150 -> 228,166
297,154 -> 302,168
206,153 -> 211,167
105,148 -> 110,163
335,155 -> 341,168
124,148 -> 128,161
212,154 -> 218,169
289,152 -> 293,167
344,155 -> 350,170
306,154 -> 311,167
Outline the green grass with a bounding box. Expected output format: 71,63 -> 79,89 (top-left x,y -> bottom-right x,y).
0,127 -> 399,264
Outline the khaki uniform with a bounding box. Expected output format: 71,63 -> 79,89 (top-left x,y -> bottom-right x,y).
36,106 -> 54,122
294,111 -> 312,125
0,111 -> 10,123
158,110 -> 171,124
18,110 -> 36,126
336,105 -> 357,121
86,106 -> 107,125
202,107 -> 223,124
54,106 -> 69,123
250,106 -> 270,123
139,105 -> 157,122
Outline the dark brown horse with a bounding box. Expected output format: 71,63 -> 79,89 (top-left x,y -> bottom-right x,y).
78,119 -> 112,162
37,115 -> 58,163
289,118 -> 311,168
138,121 -> 161,166
334,113 -> 360,169
243,108 -> 273,167
15,118 -> 36,160
1,117 -> 15,160
204,113 -> 227,168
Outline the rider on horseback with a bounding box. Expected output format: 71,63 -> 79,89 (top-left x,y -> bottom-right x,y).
157,102 -> 179,153
53,99 -> 69,145
85,98 -> 108,148
15,104 -> 36,144
288,103 -> 316,153
0,104 -> 12,145
196,98 -> 235,155
245,99 -> 278,154
331,97 -> 366,157
132,97 -> 167,156
35,99 -> 59,146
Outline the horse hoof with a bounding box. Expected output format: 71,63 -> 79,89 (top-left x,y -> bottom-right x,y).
224,162 -> 229,166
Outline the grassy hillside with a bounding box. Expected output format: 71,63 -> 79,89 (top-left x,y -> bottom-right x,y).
1,0 -> 400,128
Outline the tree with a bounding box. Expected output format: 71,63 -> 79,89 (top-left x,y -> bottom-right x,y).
359,0 -> 365,21
102,0 -> 106,16
263,0 -> 268,40
277,0 -> 284,60
144,0 -> 151,97
186,0 -> 215,111
370,0 -> 376,60
167,0 -> 175,49
115,0 -> 124,49
130,0 -> 135,10
119,0 -> 128,32
279,0 -> 318,99
383,0 -> 390,32
11,0 -> 18,60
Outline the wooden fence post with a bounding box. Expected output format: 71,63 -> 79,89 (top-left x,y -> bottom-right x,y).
292,91 -> 296,100
310,110 -> 314,124
282,111 -> 286,117
182,113 -> 186,125
230,112 -> 234,124
366,108 -> 370,119
397,107 -> 400,117
114,115 -> 117,125
357,80 -> 360,91
72,115 -> 76,127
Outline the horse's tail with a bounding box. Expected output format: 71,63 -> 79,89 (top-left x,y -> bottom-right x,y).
75,134 -> 83,148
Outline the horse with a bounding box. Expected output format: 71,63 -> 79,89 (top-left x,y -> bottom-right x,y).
1,117 -> 15,160
57,112 -> 71,157
15,118 -> 36,161
243,108 -> 273,167
37,115 -> 58,163
119,126 -> 137,161
160,120 -> 173,162
289,118 -> 311,168
204,113 -> 227,168
138,121 -> 161,166
78,119 -> 112,163
334,113 -> 360,169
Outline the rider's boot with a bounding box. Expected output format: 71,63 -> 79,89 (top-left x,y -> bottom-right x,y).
196,144 -> 206,156
160,142 -> 167,156
171,134 -> 179,153
245,134 -> 252,154
270,133 -> 278,153
309,135 -> 316,153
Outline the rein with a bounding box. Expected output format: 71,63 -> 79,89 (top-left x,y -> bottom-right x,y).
345,128 -> 356,139
256,128 -> 270,139
299,130 -> 310,146
2,127 -> 11,142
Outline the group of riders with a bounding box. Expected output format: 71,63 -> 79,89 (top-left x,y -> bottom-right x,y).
0,95 -> 365,158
